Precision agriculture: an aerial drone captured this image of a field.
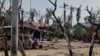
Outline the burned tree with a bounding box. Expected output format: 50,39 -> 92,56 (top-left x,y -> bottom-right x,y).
60,2 -> 68,24
45,8 -> 52,24
67,6 -> 75,28
76,5 -> 81,24
68,6 -> 75,23
85,6 -> 100,56
0,0 -> 5,24
30,8 -> 38,21
0,0 -> 9,56
48,0 -> 73,56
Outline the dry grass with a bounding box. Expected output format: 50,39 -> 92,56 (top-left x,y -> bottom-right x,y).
0,40 -> 100,56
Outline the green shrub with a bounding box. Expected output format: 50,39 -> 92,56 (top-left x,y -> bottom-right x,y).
47,37 -> 53,41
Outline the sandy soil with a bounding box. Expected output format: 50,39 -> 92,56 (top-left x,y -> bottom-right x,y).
0,40 -> 100,56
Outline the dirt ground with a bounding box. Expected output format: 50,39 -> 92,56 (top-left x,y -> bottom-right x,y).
0,40 -> 100,56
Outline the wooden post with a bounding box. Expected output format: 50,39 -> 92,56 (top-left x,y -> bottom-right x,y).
11,0 -> 18,56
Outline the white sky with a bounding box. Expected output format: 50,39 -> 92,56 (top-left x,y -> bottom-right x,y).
5,0 -> 100,25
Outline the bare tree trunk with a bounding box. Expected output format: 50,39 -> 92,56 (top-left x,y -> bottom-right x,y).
1,30 -> 8,56
89,32 -> 96,56
18,8 -> 26,56
85,6 -> 100,56
0,0 -> 8,56
48,0 -> 73,56
18,39 -> 26,56
0,19 -> 8,56
64,33 -> 73,56
4,35 -> 8,56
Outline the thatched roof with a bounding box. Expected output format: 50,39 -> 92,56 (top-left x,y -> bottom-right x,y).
81,22 -> 92,28
30,22 -> 49,27
74,23 -> 93,29
0,25 -> 11,29
0,21 -> 54,33
19,33 -> 33,38
22,22 -> 50,31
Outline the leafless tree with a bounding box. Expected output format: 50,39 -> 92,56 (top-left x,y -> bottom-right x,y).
38,15 -> 43,24
0,0 -> 5,25
84,16 -> 89,23
30,8 -> 38,21
60,2 -> 68,24
0,0 -> 9,56
85,6 -> 100,56
48,0 -> 73,56
45,8 -> 52,24
18,0 -> 22,21
76,5 -> 81,24
0,19 -> 8,56
0,0 -> 5,14
68,6 -> 75,26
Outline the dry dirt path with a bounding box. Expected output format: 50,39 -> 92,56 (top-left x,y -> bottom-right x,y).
0,40 -> 100,56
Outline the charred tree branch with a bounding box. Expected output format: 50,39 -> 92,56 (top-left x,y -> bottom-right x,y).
85,6 -> 100,56
48,0 -> 73,56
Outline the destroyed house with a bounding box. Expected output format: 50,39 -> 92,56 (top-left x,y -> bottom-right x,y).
0,21 -> 55,49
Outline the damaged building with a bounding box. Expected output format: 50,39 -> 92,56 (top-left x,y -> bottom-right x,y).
0,21 -> 55,49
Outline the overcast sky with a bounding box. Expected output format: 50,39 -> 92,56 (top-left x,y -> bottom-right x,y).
5,0 -> 100,25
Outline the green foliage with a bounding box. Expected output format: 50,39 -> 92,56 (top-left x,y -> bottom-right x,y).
55,27 -> 64,38
73,24 -> 87,40
47,36 -> 53,41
